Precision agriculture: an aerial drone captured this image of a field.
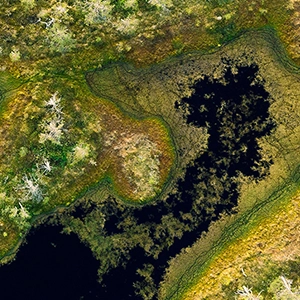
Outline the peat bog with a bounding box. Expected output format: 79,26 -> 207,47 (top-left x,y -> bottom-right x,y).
91,62 -> 276,299
0,62 -> 276,299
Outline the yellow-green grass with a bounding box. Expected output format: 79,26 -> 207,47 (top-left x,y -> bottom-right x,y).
123,0 -> 295,67
159,165 -> 300,300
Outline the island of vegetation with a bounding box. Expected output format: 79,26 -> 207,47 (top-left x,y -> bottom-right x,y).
0,0 -> 300,299
0,73 -> 175,259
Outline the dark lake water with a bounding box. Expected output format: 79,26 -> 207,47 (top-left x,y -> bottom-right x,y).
0,225 -> 100,300
0,224 -> 145,300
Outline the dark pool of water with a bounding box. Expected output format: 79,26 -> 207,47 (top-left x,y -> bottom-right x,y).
0,225 -> 100,300
110,63 -> 275,298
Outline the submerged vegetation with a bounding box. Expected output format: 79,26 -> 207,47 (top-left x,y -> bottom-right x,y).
159,33 -> 300,300
0,0 -> 300,299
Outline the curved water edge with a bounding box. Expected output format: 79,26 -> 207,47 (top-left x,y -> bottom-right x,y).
69,49 -> 279,298
158,30 -> 300,298
0,68 -> 176,261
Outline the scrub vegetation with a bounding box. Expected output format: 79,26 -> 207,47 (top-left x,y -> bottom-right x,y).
0,0 -> 298,75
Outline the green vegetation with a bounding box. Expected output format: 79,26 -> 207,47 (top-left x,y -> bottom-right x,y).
0,0 -> 297,76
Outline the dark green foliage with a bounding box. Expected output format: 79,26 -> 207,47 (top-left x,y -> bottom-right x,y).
137,0 -> 157,13
214,21 -> 238,43
205,0 -> 234,8
39,142 -> 70,168
110,0 -> 134,18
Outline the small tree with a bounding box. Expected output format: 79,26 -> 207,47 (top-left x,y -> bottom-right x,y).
236,286 -> 262,300
47,23 -> 75,53
39,117 -> 64,144
19,202 -> 30,219
19,175 -> 43,202
269,276 -> 300,299
45,92 -> 62,115
80,0 -> 113,25
39,158 -> 52,173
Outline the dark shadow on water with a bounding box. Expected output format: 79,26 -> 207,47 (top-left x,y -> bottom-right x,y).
0,225 -> 100,300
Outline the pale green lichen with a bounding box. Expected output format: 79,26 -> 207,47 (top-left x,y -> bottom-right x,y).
115,134 -> 161,200
71,142 -> 94,164
9,47 -> 21,62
